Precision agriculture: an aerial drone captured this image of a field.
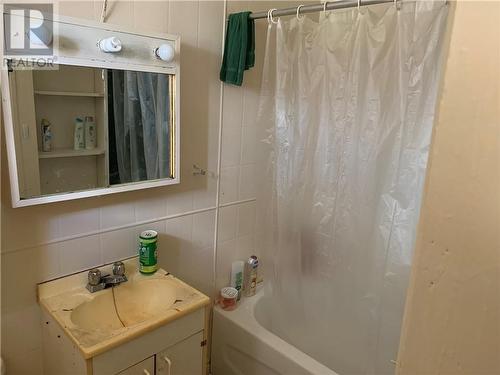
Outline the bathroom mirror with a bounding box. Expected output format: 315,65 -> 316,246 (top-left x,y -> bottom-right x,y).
2,14 -> 180,207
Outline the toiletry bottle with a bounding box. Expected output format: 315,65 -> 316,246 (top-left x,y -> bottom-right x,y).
84,116 -> 96,150
243,255 -> 259,297
230,261 -> 244,300
74,117 -> 85,150
41,119 -> 52,152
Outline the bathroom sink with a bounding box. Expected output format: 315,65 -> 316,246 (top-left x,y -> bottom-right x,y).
112,277 -> 181,326
71,276 -> 185,331
70,292 -> 124,332
38,258 -> 210,358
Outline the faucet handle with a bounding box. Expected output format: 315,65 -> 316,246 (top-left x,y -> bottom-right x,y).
88,269 -> 101,286
113,261 -> 125,276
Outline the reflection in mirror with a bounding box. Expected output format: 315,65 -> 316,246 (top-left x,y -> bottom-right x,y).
7,62 -> 175,200
108,70 -> 172,185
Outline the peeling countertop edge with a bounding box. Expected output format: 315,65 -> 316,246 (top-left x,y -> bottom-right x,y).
40,293 -> 211,360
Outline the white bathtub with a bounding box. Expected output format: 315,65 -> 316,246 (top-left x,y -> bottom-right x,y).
212,288 -> 338,375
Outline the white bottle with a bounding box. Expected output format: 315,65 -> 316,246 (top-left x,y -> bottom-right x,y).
41,118 -> 52,152
84,116 -> 96,150
74,117 -> 85,150
230,261 -> 244,300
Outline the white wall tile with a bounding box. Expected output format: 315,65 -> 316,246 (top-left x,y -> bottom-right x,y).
238,163 -> 256,200
100,227 -> 136,264
215,238 -> 238,291
178,245 -> 215,297
100,201 -> 136,230
192,210 -> 216,249
242,87 -> 261,127
134,193 -> 167,222
218,205 -> 238,242
59,235 -> 102,275
166,190 -> 194,215
32,243 -> 62,283
236,234 -> 256,259
2,204 -> 61,252
59,207 -> 99,237
164,215 -> 193,275
162,214 -> 194,272
221,126 -> 242,168
240,125 -> 257,165
193,175 -> 218,210
237,201 -> 256,237
222,84 -> 244,129
219,166 -> 239,204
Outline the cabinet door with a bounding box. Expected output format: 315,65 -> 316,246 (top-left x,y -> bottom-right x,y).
156,332 -> 204,375
117,356 -> 155,375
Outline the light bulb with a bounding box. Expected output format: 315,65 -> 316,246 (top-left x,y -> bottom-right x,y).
154,44 -> 175,62
98,37 -> 122,53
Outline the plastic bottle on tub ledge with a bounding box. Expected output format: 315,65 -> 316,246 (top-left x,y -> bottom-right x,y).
243,255 -> 259,297
230,260 -> 244,300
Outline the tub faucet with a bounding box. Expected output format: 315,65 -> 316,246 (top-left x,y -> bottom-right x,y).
86,261 -> 127,293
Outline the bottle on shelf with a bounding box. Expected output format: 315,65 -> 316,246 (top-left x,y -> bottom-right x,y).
84,116 -> 96,150
74,117 -> 85,150
41,118 -> 52,152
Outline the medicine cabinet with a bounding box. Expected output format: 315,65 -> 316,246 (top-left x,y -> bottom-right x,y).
1,13 -> 180,207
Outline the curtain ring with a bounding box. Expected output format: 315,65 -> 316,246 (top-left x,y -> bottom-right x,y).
357,0 -> 361,11
394,0 -> 401,10
323,1 -> 329,12
268,8 -> 279,24
296,5 -> 305,21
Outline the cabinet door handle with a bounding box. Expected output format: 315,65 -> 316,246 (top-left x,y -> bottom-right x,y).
163,356 -> 172,375
143,370 -> 151,375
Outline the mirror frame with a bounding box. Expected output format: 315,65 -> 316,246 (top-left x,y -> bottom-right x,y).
1,13 -> 181,207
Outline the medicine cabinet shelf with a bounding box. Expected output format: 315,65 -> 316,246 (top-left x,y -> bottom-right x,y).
34,90 -> 105,98
38,148 -> 106,159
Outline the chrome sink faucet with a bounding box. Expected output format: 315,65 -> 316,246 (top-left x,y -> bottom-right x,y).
86,261 -> 127,293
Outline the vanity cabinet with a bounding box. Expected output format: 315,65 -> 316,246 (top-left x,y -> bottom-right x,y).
42,307 -> 209,375
39,259 -> 210,375
118,357 -> 154,375
156,332 -> 204,375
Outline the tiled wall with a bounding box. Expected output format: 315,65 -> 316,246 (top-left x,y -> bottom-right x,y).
215,0 -> 269,291
1,1 -> 224,373
215,0 -> 305,291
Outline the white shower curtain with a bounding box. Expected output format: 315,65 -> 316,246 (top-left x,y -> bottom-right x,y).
256,2 -> 448,374
111,71 -> 171,184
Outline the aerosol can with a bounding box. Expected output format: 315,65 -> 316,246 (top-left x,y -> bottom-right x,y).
243,255 -> 259,297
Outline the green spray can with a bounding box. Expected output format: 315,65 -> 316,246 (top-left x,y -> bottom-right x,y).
139,230 -> 158,274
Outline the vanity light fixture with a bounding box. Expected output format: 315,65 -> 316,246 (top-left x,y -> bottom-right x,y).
154,43 -> 175,62
98,36 -> 122,53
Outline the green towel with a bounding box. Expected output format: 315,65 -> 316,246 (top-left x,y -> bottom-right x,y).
220,11 -> 255,86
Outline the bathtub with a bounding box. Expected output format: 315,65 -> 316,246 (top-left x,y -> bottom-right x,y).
212,288 -> 338,375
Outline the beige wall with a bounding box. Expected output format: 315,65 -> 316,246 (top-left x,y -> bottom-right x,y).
397,1 -> 500,374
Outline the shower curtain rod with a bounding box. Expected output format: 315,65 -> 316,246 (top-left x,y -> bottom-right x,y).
249,0 -> 394,19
